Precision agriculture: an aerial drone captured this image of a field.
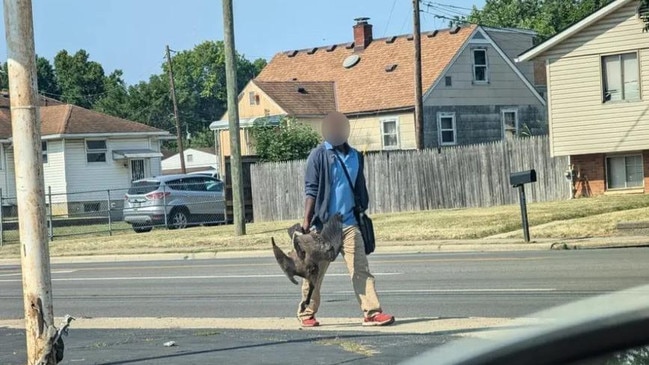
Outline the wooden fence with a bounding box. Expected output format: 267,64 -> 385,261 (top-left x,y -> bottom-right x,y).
250,136 -> 570,222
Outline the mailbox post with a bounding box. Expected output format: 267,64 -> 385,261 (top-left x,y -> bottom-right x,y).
510,169 -> 537,242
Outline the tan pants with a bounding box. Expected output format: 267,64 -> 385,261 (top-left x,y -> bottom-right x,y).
297,225 -> 382,319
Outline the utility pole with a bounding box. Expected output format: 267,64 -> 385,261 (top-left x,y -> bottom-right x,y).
222,0 -> 246,235
166,45 -> 186,174
3,0 -> 57,363
413,0 -> 425,150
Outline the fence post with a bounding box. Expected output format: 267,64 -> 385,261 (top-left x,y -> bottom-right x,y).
47,186 -> 53,242
0,188 -> 3,247
163,184 -> 168,228
106,189 -> 112,236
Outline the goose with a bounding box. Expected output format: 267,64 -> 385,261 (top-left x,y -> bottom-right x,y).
271,214 -> 343,311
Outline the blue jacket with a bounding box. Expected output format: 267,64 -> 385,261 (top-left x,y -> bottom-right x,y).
304,143 -> 369,229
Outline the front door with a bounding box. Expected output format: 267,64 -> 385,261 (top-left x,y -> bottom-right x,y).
130,159 -> 146,182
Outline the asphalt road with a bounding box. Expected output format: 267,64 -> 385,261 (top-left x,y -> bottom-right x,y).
1,248 -> 648,320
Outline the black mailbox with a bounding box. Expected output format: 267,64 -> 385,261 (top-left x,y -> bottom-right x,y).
510,169 -> 537,187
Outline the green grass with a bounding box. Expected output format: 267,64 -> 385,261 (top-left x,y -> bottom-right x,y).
1,194 -> 648,258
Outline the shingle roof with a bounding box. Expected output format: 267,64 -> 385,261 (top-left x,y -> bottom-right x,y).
253,80 -> 336,116
0,104 -> 167,139
256,25 -> 476,114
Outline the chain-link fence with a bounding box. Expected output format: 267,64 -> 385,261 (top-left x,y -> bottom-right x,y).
0,180 -> 227,246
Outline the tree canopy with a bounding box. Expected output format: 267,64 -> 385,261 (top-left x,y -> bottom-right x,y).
0,42 -> 266,149
468,0 -> 613,42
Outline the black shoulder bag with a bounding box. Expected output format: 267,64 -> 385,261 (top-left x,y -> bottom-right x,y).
334,153 -> 376,255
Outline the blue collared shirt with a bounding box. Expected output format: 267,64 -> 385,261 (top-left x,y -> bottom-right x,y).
324,141 -> 358,227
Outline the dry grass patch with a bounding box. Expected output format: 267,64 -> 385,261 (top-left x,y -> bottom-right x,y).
1,194 -> 648,258
316,338 -> 377,357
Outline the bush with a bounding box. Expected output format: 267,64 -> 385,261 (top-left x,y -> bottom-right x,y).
250,117 -> 321,162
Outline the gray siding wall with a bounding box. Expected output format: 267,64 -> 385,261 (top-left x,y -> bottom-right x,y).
485,29 -> 536,83
423,104 -> 547,148
425,41 -> 544,106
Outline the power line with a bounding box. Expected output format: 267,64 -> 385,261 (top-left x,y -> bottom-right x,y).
383,0 -> 398,37
421,1 -> 472,11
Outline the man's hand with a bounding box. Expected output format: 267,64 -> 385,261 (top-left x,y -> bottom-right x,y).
301,220 -> 311,234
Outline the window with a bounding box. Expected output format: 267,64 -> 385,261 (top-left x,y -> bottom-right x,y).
186,154 -> 194,163
445,76 -> 452,87
183,177 -> 207,192
606,155 -> 643,189
381,119 -> 400,149
472,48 -> 488,83
501,109 -> 519,137
206,179 -> 224,193
166,179 -> 186,191
602,52 -> 639,102
437,112 -> 456,146
248,91 -> 259,106
83,202 -> 101,212
86,140 -> 107,163
41,141 -> 48,164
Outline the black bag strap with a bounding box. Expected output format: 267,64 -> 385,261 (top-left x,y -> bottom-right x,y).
333,152 -> 363,212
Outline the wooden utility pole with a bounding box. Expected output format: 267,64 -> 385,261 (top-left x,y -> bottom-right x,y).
413,0 -> 425,150
3,0 -> 56,363
222,0 -> 246,235
166,45 -> 186,174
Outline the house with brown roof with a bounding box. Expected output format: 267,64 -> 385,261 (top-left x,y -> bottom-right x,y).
517,0 -> 649,197
0,94 -> 172,215
211,18 -> 546,161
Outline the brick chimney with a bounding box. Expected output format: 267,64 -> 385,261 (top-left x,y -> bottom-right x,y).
353,17 -> 372,52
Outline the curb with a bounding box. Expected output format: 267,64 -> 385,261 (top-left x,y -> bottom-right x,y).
1,238 -> 647,265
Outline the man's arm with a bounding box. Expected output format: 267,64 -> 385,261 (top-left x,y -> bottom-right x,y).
356,152 -> 370,212
303,148 -> 320,231
302,197 -> 315,232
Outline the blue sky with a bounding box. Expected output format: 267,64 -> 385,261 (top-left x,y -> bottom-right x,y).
1,0 -> 484,85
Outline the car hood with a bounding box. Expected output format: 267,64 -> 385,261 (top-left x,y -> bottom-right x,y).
401,284 -> 649,365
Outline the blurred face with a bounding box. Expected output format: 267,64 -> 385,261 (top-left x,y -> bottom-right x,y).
322,112 -> 350,147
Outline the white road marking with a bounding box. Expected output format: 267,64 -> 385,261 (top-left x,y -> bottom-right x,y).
335,288 -> 556,294
0,272 -> 401,283
0,270 -> 76,278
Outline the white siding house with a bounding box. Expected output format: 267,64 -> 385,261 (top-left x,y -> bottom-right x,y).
0,100 -> 172,215
161,147 -> 219,175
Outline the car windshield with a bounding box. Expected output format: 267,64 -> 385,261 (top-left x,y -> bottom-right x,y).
127,181 -> 160,195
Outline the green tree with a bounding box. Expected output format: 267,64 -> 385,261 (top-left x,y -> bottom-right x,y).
188,127 -> 215,148
162,41 -> 263,135
0,57 -> 61,97
36,56 -> 61,97
468,0 -> 612,42
250,117 -> 321,162
54,49 -> 107,108
123,74 -> 174,132
93,70 -> 130,118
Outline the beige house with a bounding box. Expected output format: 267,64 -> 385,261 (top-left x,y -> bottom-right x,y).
212,18 -> 546,163
518,0 -> 649,196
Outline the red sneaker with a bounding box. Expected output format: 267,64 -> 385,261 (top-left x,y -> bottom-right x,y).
363,312 -> 395,326
301,317 -> 320,327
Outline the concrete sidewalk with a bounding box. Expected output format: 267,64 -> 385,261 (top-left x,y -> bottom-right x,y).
0,316 -> 516,335
1,235 -> 647,265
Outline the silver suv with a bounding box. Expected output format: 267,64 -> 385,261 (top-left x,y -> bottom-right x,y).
123,174 -> 225,233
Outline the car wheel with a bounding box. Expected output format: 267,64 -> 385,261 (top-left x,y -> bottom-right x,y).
168,208 -> 189,230
132,225 -> 153,233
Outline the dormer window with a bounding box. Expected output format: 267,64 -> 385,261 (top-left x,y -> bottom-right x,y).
472,48 -> 489,83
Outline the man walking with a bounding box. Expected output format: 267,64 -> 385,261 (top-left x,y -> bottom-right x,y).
298,111 -> 395,327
